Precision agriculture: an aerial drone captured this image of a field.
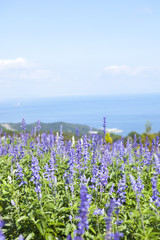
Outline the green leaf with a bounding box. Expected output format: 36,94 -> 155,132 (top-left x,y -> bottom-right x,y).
36,222 -> 45,236
65,223 -> 72,236
89,226 -> 96,234
45,233 -> 54,240
25,232 -> 35,240
17,216 -> 28,223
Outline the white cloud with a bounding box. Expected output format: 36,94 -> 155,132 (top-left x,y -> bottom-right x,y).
104,65 -> 130,75
0,57 -> 63,99
0,57 -> 60,83
104,65 -> 160,76
0,57 -> 27,71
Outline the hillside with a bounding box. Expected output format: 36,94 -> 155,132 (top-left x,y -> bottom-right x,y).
0,122 -> 102,135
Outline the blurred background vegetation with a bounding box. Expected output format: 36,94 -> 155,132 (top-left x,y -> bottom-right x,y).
0,120 -> 159,147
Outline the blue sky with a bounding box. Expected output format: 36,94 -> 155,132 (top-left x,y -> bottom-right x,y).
0,0 -> 160,100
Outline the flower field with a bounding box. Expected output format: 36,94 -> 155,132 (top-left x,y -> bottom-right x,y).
0,119 -> 160,240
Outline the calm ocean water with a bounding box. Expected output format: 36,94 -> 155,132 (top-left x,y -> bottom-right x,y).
0,94 -> 160,136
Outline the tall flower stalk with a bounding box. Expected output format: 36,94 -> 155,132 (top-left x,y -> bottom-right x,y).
30,156 -> 42,200
75,184 -> 92,238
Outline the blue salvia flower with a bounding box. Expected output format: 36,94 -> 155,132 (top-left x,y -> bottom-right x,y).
67,234 -> 72,240
37,120 -> 41,134
21,118 -> 26,132
105,198 -> 116,239
151,177 -> 160,207
30,156 -> 42,200
119,138 -> 125,161
137,175 -> 144,197
44,161 -> 56,187
18,143 -> 25,160
91,164 -> 98,189
110,232 -> 123,240
48,129 -> 55,149
0,219 -> 5,240
0,231 -> 5,240
59,125 -> 64,147
133,134 -> 137,149
103,117 -> 106,142
76,128 -> 79,139
75,184 -> 92,237
74,236 -> 84,240
49,156 -> 56,186
144,136 -> 150,152
75,139 -> 82,171
16,162 -> 27,186
154,154 -> 160,175
151,138 -> 155,156
129,174 -> 138,194
117,175 -> 127,206
109,183 -> 115,196
156,136 -> 159,153
130,174 -> 144,202
99,167 -> 109,190
91,142 -> 96,165
44,163 -> 51,183
82,135 -> 89,170
68,148 -> 75,184
93,208 -> 104,215
44,154 -> 57,196
139,137 -> 144,155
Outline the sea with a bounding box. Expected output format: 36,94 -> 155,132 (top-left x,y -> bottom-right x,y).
0,93 -> 160,136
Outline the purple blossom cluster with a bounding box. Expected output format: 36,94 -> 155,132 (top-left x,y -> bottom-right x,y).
117,174 -> 127,206
151,177 -> 160,207
75,184 -> 92,237
16,162 -> 27,186
30,156 -> 42,200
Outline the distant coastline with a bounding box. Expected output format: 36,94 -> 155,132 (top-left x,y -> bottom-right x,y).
0,93 -> 159,136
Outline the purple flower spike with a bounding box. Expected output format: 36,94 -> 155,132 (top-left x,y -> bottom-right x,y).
151,177 -> 160,207
74,236 -> 84,240
103,117 -> 106,142
93,208 -> 104,215
0,230 -> 6,240
75,184 -> 92,237
21,118 -> 26,132
67,234 -> 72,240
154,154 -> 160,175
16,162 -> 27,186
112,232 -> 124,240
129,174 -> 138,195
105,199 -> 116,231
130,174 -> 144,200
37,120 -> 41,134
117,175 -> 127,206
30,156 -> 42,200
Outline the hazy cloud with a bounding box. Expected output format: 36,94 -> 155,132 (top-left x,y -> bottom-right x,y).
104,65 -> 160,76
0,57 -> 60,83
0,58 -> 27,71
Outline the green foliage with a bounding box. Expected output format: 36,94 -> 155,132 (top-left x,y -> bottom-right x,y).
0,129 -> 160,239
145,120 -> 152,134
